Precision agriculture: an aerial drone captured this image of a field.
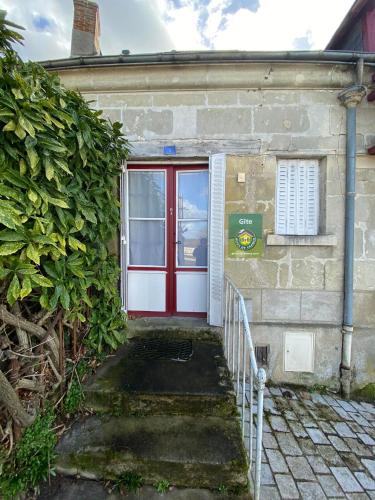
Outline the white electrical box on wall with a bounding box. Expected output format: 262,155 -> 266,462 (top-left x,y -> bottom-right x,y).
284,331 -> 315,372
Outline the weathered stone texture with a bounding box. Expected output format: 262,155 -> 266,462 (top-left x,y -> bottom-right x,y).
101,108 -> 121,123
123,109 -> 173,139
301,291 -> 342,323
261,290 -> 301,321
197,108 -> 252,137
98,93 -> 152,107
253,106 -> 310,133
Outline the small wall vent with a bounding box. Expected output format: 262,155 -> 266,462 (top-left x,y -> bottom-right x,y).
255,344 -> 270,367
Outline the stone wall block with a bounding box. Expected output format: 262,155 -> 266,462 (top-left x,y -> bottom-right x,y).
329,107 -> 345,135
291,247 -> 334,259
365,229 -> 375,259
301,90 -> 338,105
238,90 -> 260,105
355,227 -> 365,259
356,196 -> 375,223
290,136 -> 339,151
197,108 -> 252,137
278,262 -> 290,288
226,155 -> 265,175
326,155 -> 345,182
254,106 -> 309,134
172,108 -> 197,138
325,260 -> 344,291
267,134 -> 292,151
225,260 -> 279,288
354,292 -> 375,327
241,288 -> 262,321
261,289 -> 301,321
225,176 -> 247,202
153,92 -> 206,107
301,291 -> 342,322
123,109 -> 173,139
354,261 -> 375,291
351,327 -> 375,388
306,105 -> 331,136
207,91 -> 238,105
98,93 -> 152,107
101,108 -> 121,123
291,259 -> 325,290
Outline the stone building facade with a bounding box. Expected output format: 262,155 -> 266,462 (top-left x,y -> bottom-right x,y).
46,56 -> 375,391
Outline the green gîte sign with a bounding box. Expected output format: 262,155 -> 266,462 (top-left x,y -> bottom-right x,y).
228,213 -> 263,258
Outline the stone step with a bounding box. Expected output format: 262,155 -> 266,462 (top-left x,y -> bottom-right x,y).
127,318 -> 222,343
84,338 -> 236,418
56,415 -> 248,491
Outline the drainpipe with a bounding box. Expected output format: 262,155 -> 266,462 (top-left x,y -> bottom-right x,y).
337,72 -> 366,399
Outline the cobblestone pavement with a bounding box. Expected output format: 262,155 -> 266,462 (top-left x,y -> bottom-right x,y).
257,387 -> 375,499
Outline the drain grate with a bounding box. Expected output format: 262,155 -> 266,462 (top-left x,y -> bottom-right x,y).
131,338 -> 193,362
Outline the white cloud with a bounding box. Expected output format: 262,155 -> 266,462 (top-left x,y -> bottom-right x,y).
0,0 -> 355,61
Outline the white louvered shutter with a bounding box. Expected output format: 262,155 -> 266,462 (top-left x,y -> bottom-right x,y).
276,159 -> 319,236
208,153 -> 226,326
120,164 -> 127,311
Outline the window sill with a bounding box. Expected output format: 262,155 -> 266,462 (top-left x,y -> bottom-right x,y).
266,234 -> 337,247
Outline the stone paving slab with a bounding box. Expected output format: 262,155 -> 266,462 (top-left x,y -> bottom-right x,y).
239,388 -> 375,499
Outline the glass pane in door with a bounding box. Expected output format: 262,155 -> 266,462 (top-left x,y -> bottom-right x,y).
128,171 -> 166,266
129,171 -> 165,218
177,171 -> 208,219
177,221 -> 208,266
129,220 -> 165,266
177,171 -> 208,267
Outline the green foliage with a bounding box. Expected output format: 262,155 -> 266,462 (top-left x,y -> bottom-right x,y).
0,410 -> 57,499
218,484 -> 229,495
154,479 -> 170,493
115,471 -> 144,493
0,13 -> 129,352
0,10 -> 24,51
63,379 -> 85,415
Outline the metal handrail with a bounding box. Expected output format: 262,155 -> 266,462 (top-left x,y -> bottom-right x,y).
224,274 -> 266,500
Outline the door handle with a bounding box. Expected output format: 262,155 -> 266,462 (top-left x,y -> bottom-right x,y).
175,241 -> 182,245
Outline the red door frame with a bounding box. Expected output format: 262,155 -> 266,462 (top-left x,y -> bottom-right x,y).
127,164 -> 208,317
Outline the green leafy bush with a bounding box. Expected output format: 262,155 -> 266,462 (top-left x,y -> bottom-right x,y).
0,410 -> 57,499
0,14 -> 129,351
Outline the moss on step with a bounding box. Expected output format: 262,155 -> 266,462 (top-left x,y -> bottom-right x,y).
57,451 -> 248,490
84,390 -> 238,418
127,328 -> 222,344
352,383 -> 375,402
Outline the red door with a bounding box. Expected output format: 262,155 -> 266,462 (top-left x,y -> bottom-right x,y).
127,164 -> 208,316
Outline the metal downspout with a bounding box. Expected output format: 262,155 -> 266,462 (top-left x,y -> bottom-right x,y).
338,71 -> 366,398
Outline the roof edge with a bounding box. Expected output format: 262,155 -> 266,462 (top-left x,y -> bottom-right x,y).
39,49 -> 375,71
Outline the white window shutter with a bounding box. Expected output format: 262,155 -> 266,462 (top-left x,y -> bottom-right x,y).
287,162 -> 298,235
276,159 -> 319,236
208,153 -> 226,326
120,164 -> 127,311
276,161 -> 288,234
305,160 -> 319,235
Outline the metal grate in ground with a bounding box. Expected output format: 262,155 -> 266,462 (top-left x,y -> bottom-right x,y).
130,338 -> 193,362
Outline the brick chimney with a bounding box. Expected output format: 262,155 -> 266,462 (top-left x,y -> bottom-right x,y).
71,0 -> 101,57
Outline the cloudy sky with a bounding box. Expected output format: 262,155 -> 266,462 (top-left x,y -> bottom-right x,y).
1,0 -> 354,61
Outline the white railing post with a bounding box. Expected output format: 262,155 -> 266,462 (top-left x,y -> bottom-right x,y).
254,368 -> 266,500
223,275 -> 266,500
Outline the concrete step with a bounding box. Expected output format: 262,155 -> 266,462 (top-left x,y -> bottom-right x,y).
55,415 -> 248,491
84,338 -> 237,417
38,475 -> 249,500
127,318 -> 222,343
